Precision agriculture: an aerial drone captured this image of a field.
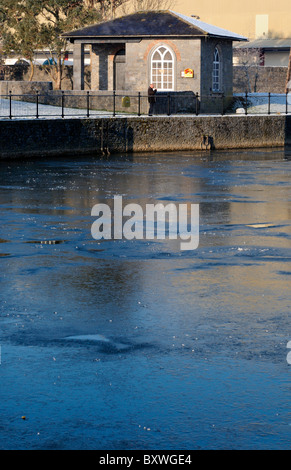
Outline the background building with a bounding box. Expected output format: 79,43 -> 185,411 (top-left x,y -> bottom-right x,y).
174,0 -> 291,41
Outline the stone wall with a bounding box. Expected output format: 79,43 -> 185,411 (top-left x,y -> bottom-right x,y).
0,63 -> 288,93
0,115 -> 289,160
0,64 -> 91,90
91,39 -> 202,94
0,80 -> 53,95
200,38 -> 233,97
233,66 -> 288,93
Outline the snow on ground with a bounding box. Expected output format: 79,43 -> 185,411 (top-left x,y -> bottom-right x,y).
0,98 -> 113,119
234,93 -> 291,114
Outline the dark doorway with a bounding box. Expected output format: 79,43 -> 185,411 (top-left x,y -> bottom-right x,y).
113,49 -> 126,90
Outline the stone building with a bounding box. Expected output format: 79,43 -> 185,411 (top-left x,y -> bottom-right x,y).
63,10 -> 247,112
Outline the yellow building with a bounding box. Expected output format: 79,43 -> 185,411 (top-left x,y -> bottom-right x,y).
174,0 -> 291,40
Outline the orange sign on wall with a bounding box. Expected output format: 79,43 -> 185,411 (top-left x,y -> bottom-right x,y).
181,68 -> 194,78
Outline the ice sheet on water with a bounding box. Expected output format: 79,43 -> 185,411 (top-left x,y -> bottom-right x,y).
63,334 -> 156,355
65,334 -> 110,343
64,334 -> 136,352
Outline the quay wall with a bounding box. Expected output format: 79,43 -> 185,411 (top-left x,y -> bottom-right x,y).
0,115 -> 290,159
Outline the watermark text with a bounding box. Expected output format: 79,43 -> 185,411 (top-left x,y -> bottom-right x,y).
91,196 -> 199,251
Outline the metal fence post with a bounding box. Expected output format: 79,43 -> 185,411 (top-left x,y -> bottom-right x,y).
113,90 -> 116,117
167,93 -> 171,116
138,92 -> 141,116
268,92 -> 271,114
245,91 -> 248,115
286,91 -> 288,115
36,91 -> 39,119
87,91 -> 90,118
9,91 -> 12,119
221,93 -> 225,116
195,92 -> 199,115
61,91 -> 65,118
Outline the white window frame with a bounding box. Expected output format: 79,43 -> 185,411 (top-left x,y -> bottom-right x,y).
151,45 -> 174,91
212,47 -> 221,92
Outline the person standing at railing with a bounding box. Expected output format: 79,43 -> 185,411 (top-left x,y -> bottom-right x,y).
148,84 -> 157,116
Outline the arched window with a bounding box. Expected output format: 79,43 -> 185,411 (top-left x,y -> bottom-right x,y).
151,45 -> 174,91
212,47 -> 221,92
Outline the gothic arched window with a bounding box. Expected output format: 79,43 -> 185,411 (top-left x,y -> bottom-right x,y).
212,47 -> 221,92
151,45 -> 174,91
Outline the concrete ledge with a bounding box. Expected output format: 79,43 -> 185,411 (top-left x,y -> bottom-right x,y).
0,115 -> 290,159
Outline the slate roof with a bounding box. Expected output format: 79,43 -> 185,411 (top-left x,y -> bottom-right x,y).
62,10 -> 247,42
235,37 -> 291,50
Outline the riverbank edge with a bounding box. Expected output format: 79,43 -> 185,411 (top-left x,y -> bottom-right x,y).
0,115 -> 291,159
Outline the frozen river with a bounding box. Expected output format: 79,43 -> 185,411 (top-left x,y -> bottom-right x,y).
0,148 -> 290,450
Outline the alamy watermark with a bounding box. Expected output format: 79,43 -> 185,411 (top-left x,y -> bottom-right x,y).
91,196 -> 199,251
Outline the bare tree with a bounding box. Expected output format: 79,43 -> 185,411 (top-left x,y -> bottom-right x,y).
119,0 -> 174,16
85,0 -> 130,19
84,0 -> 175,20
234,46 -> 261,92
0,45 -> 4,80
133,0 -> 174,9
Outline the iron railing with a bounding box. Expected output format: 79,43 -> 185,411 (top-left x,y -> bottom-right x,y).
0,90 -> 290,119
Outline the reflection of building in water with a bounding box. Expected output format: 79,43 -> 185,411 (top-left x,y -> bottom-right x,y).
1,151 -> 290,338
227,169 -> 291,227
6,151 -> 290,231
